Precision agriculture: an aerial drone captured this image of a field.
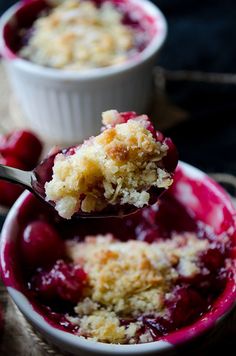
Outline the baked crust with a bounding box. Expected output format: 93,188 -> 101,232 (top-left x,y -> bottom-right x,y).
45,110 -> 173,219
66,232 -> 209,343
19,0 -> 136,69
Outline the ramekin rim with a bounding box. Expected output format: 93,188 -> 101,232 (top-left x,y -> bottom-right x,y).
0,0 -> 167,80
1,161 -> 236,354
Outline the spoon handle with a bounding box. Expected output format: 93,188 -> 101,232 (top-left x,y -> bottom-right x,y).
0,164 -> 33,190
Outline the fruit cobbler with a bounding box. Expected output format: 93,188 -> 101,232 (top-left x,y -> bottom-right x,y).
65,233 -> 213,343
45,110 -> 177,219
1,107 -> 234,345
19,0 -> 153,69
16,185 -> 233,344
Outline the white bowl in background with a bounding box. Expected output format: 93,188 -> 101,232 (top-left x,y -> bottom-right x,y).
0,0 -> 167,144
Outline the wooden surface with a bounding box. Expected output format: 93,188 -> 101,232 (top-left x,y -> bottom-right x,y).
0,285 -> 63,355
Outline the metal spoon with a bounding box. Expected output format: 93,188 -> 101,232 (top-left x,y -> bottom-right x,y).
0,152 -> 56,204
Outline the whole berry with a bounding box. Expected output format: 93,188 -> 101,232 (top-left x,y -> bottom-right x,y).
21,221 -> 65,269
0,155 -> 26,206
0,130 -> 42,168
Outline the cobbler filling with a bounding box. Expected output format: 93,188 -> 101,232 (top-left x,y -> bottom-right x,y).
17,0 -> 153,69
17,191 -> 231,344
45,110 -> 177,219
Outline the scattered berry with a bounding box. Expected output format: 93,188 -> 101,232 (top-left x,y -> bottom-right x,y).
31,260 -> 87,304
0,155 -> 26,206
200,247 -> 225,272
166,286 -> 207,328
155,130 -> 164,143
120,111 -> 138,122
0,129 -> 43,207
142,316 -> 173,337
0,130 -> 42,168
162,137 -> 178,172
21,221 -> 65,269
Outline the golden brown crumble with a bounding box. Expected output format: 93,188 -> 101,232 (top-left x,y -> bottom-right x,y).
66,233 -> 209,343
19,0 -> 137,69
45,110 -> 172,219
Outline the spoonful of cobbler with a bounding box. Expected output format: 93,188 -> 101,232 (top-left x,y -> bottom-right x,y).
0,110 -> 178,219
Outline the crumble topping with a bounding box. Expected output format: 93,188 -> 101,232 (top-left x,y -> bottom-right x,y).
45,110 -> 172,219
66,232 -> 209,343
19,0 -> 141,69
79,310 -> 127,343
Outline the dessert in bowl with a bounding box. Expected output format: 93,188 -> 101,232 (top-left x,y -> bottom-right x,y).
0,161 -> 236,354
19,0 -> 152,70
0,0 -> 167,143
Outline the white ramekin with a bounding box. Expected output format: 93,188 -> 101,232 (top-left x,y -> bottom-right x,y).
0,0 -> 167,144
1,162 -> 236,355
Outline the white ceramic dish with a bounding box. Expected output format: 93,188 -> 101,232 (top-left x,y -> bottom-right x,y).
1,161 -> 236,355
0,0 -> 167,144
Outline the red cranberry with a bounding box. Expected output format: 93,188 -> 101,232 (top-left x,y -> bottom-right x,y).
155,130 -> 165,143
136,225 -> 160,243
142,205 -> 158,226
162,138 -> 178,172
166,286 -> 207,328
143,316 -> 173,337
120,111 -> 137,122
32,260 -> 87,304
0,155 -> 26,169
0,155 -> 26,207
200,248 -> 225,272
39,305 -> 80,333
178,264 -> 227,296
0,130 -> 42,168
145,119 -> 156,137
21,221 -> 65,269
64,146 -> 77,156
139,195 -> 197,239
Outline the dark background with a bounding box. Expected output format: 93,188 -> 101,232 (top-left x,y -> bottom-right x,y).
157,0 -> 236,176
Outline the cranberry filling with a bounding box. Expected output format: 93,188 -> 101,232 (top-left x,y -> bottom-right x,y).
31,260 -> 87,304
165,286 -> 208,329
10,185 -> 233,343
0,130 -> 43,207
